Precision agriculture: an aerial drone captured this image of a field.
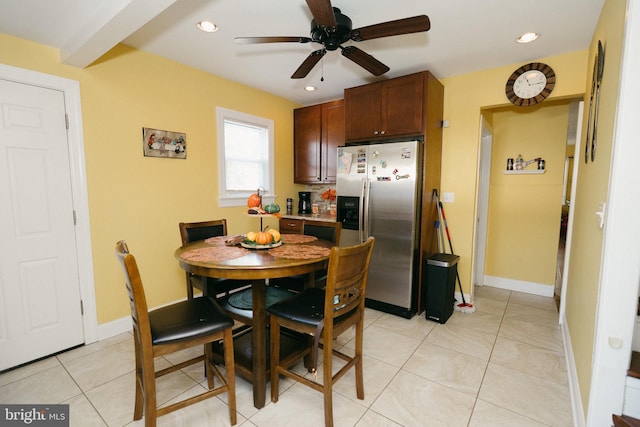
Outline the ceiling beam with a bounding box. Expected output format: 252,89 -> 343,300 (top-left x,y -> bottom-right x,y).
60,0 -> 177,68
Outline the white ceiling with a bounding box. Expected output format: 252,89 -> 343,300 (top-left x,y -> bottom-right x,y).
0,0 -> 604,105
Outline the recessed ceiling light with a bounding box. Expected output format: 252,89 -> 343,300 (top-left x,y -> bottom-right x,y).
197,21 -> 218,33
304,86 -> 317,91
516,32 -> 540,44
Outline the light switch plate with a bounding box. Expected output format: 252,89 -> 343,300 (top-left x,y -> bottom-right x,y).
442,192 -> 455,203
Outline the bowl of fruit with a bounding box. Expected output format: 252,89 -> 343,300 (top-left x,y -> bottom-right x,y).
241,228 -> 282,249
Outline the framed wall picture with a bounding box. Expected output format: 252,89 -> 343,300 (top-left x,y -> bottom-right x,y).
585,40 -> 605,163
142,127 -> 186,159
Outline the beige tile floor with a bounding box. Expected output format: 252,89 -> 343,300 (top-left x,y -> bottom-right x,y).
0,286 -> 573,427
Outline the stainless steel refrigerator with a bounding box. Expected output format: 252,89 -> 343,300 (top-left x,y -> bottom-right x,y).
336,141 -> 422,318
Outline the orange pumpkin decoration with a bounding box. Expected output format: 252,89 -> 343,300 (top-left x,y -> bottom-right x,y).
255,231 -> 272,245
247,193 -> 261,208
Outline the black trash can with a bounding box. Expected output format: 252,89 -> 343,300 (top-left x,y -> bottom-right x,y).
424,253 -> 459,324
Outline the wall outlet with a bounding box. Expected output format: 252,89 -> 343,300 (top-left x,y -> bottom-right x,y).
442,192 -> 455,203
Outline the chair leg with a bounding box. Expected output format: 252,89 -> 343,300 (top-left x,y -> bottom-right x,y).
133,338 -> 144,421
204,343 -> 215,390
223,328 -> 237,426
143,358 -> 158,427
355,321 -> 365,400
185,272 -> 194,300
323,334 -> 334,427
323,392 -> 334,427
270,316 -> 281,403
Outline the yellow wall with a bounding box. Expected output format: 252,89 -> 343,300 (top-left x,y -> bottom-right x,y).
485,101 -> 569,286
440,50 -> 588,296
0,34 -> 301,323
564,0 -> 627,413
1,6 -> 626,414
0,34 -> 590,325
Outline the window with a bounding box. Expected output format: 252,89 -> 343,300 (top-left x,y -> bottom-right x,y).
217,107 -> 275,207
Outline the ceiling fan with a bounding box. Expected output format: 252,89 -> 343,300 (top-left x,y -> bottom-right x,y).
235,0 -> 430,79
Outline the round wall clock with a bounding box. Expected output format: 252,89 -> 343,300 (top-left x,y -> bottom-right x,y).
505,62 -> 556,106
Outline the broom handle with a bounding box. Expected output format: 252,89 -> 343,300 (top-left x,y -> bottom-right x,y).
438,201 -> 467,305
433,190 -> 445,252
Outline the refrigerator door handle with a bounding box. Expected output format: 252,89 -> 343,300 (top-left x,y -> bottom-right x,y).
363,178 -> 371,241
358,178 -> 365,243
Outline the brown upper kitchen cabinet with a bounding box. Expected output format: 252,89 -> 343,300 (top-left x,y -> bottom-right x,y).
344,72 -> 426,143
293,99 -> 344,184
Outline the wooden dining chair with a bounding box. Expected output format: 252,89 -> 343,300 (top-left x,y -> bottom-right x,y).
303,220 -> 342,288
303,219 -> 342,246
268,237 -> 375,427
179,219 -> 249,299
271,219 -> 342,291
114,240 -> 237,427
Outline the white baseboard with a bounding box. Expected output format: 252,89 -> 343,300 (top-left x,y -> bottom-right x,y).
561,312 -> 585,427
95,295 -> 193,341
97,315 -> 132,341
483,275 -> 554,297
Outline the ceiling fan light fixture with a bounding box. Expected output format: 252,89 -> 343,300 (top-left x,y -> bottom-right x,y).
197,21 -> 218,33
236,4 -> 430,79
516,32 -> 540,44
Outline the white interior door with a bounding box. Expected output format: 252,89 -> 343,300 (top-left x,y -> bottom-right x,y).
473,116 -> 493,289
0,78 -> 84,370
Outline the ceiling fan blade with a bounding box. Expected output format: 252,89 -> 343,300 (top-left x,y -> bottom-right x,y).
341,46 -> 389,76
291,49 -> 327,79
305,0 -> 336,28
350,15 -> 430,41
235,36 -> 312,44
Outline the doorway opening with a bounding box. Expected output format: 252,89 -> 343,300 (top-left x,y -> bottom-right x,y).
473,99 -> 583,305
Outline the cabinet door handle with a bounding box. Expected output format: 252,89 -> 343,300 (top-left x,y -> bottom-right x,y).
380,131 -> 385,135
373,131 -> 379,135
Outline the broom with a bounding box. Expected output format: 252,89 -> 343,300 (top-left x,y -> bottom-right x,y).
433,190 -> 475,313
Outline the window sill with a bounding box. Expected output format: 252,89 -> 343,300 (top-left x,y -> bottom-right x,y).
219,195 -> 276,208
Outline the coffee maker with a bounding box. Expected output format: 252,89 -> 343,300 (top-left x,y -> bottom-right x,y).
298,191 -> 311,214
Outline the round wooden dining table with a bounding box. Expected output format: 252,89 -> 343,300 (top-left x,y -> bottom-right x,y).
174,235 -> 332,409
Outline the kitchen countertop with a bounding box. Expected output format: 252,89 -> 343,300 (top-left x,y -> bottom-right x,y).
281,213 -> 337,223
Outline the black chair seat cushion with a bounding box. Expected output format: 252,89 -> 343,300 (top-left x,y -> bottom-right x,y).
149,297 -> 233,345
267,287 -> 326,327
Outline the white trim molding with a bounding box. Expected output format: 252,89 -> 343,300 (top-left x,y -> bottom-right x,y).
561,312 -> 585,427
0,63 -> 98,345
483,275 -> 554,297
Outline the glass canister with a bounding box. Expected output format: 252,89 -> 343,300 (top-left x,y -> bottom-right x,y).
507,158 -> 514,170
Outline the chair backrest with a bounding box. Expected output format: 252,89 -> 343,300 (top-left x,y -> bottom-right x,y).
303,220 -> 342,245
323,237 -> 374,322
114,240 -> 151,349
179,219 -> 227,245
